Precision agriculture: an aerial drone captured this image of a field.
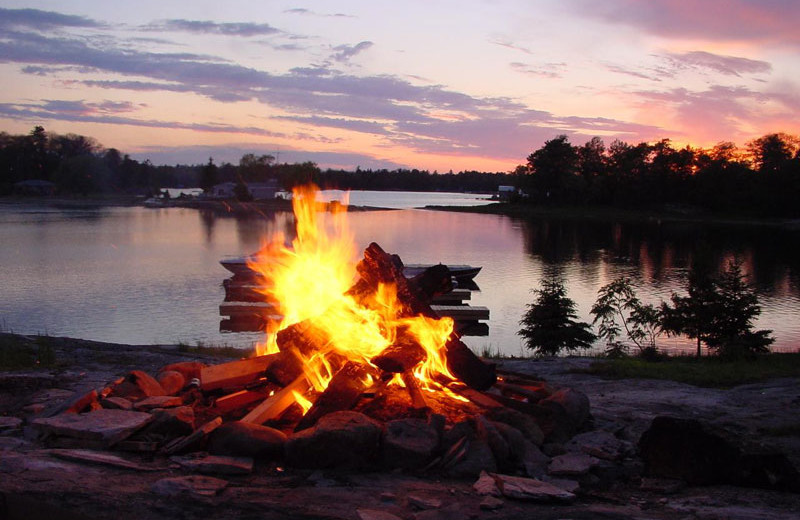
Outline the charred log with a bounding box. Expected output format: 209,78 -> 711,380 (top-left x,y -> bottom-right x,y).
371,326 -> 427,373
295,362 -> 371,432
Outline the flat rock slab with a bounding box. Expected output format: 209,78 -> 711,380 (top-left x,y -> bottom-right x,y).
170,454 -> 254,475
474,471 -> 576,502
566,430 -> 627,460
548,452 -> 600,476
356,509 -> 404,520
133,395 -> 183,411
31,408 -> 154,446
47,448 -> 163,471
151,475 -> 228,497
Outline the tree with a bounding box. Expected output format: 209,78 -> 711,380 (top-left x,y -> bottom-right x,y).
199,157 -> 219,193
707,260 -> 773,357
518,278 -> 595,356
239,153 -> 275,182
591,277 -> 662,357
525,135 -> 582,203
661,250 -> 720,357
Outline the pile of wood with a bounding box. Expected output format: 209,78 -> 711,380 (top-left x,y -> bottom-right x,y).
219,248 -> 490,337
29,243 -> 592,477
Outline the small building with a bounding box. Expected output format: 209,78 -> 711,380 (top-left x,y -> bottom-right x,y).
209,182 -> 237,199
13,179 -> 56,196
497,185 -> 517,201
248,180 -> 279,200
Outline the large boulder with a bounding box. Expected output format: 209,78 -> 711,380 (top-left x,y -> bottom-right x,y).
286,411 -> 382,469
381,418 -> 440,469
639,416 -> 800,491
208,421 -> 287,460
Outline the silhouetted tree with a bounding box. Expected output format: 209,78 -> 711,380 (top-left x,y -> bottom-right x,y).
199,157 -> 219,193
525,135 -> 582,203
591,277 -> 663,357
518,278 -> 595,356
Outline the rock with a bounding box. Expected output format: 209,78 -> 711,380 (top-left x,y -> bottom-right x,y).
285,411 -> 382,469
407,494 -> 442,510
160,361 -> 206,381
151,475 -> 228,497
565,430 -> 625,460
170,453 -> 254,475
639,416 -> 800,491
639,477 -> 685,494
156,370 -> 186,395
486,407 -> 544,446
31,409 -> 154,447
543,477 -> 580,493
47,448 -> 160,471
100,396 -> 133,410
207,421 -> 286,459
140,406 -> 195,438
548,452 -> 600,476
491,421 -> 527,464
126,370 -> 166,397
473,471 -> 575,502
133,395 -> 183,411
476,416 -> 511,470
0,416 -> 23,432
479,496 -> 504,510
381,418 -> 439,469
538,388 -> 591,442
39,386 -> 98,417
356,510 -> 404,520
521,441 -> 549,478
444,437 -> 496,478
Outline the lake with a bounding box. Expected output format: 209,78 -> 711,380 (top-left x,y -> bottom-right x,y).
1,191 -> 799,356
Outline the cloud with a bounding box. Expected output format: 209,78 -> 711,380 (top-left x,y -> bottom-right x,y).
147,19 -> 280,37
665,50 -> 771,77
330,41 -> 373,63
604,63 -> 666,81
569,0 -> 800,45
283,8 -> 355,18
490,38 -> 534,55
0,7 -> 102,30
510,62 -> 565,79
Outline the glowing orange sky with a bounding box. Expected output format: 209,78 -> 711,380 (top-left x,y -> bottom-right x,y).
1,1 -> 798,171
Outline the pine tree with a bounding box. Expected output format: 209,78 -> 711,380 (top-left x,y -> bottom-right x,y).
518,278 -> 595,356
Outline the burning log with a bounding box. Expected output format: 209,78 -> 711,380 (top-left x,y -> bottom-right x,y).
295,362 -> 372,432
200,355 -> 276,392
401,371 -> 429,410
240,376 -> 310,425
371,326 -> 426,373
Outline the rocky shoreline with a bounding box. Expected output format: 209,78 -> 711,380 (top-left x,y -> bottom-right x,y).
1,335 -> 799,520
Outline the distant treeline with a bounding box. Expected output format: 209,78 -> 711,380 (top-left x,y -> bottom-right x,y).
515,134 -> 800,217
2,126 -> 799,217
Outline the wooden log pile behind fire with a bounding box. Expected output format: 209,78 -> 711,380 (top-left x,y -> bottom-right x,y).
29,243 -> 592,480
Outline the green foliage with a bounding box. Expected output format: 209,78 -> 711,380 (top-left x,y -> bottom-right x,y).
591,277 -> 663,357
518,278 -> 595,356
582,353 -> 800,388
662,255 -> 773,357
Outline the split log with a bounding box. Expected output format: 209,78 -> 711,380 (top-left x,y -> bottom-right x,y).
213,389 -> 271,414
401,371 -> 429,410
200,355 -> 277,392
264,349 -> 306,386
240,376 -> 310,425
276,319 -> 331,357
162,416 -> 223,455
371,326 -> 426,373
294,361 -> 371,432
445,336 -> 496,391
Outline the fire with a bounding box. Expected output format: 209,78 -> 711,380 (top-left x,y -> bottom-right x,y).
248,184 -> 458,412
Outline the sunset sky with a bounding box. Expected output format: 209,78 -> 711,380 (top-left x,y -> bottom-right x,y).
1,0 -> 798,172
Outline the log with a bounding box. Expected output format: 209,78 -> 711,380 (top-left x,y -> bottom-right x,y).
401,371 -> 429,410
371,326 -> 426,373
264,349 -> 305,386
276,319 -> 331,357
354,243 -> 496,390
162,416 -> 222,455
213,389 -> 271,414
407,263 -> 453,301
431,305 -> 489,321
200,355 -> 277,392
240,376 -> 310,425
294,362 -> 371,432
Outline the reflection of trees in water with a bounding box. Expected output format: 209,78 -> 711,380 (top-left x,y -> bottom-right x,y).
197,208 -> 295,250
517,217 -> 800,293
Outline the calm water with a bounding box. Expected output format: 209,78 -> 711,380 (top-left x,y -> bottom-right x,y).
1,192 -> 799,356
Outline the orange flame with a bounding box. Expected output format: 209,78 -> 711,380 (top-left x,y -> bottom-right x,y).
249,185 -> 456,411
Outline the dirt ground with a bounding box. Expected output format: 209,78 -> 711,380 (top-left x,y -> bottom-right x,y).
1,336 -> 799,520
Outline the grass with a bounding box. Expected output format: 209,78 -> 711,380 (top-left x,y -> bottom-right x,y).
0,333 -> 59,369
176,341 -> 250,359
580,352 -> 800,388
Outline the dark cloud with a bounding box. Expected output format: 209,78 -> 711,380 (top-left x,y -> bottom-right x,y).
0,7 -> 102,30
331,41 -> 374,62
569,0 -> 800,45
275,115 -> 390,135
148,19 -> 280,37
665,50 -> 771,76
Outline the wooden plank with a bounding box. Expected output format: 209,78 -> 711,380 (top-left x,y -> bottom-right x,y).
240,376 -> 310,425
432,288 -> 471,303
431,305 -> 489,321
200,355 -> 276,392
224,284 -> 470,304
455,322 -> 489,337
213,389 -> 271,413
